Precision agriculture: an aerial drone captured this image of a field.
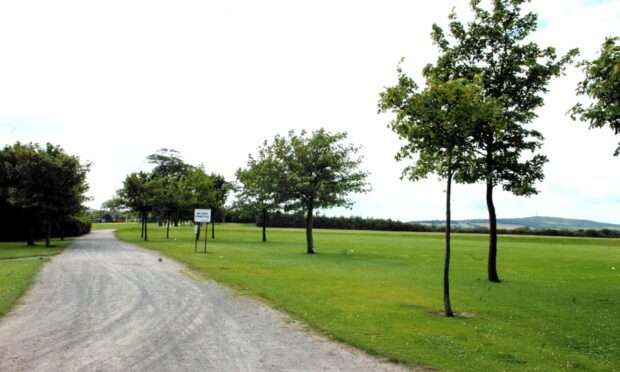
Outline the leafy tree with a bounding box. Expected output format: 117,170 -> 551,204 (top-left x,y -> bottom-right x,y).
380,71 -> 499,316
147,148 -> 192,178
152,177 -> 183,239
0,142 -> 90,246
206,173 -> 233,239
270,129 -> 370,254
118,172 -> 157,241
426,0 -> 578,282
570,36 -> 620,156
236,143 -> 285,242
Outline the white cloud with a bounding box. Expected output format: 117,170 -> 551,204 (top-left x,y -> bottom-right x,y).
0,0 -> 618,223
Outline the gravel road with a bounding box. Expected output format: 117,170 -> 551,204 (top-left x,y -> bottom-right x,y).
0,230 -> 411,371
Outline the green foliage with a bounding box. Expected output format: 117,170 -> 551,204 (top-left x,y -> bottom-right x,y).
571,36 -> 620,156
146,148 -> 192,178
114,223 -> 620,371
253,128 -> 370,252
426,0 -> 578,194
236,141 -> 284,214
380,73 -> 497,183
272,129 -> 370,212
115,152 -> 232,240
0,142 -> 91,244
63,212 -> 92,236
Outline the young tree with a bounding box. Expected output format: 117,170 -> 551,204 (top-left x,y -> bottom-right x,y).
271,129 -> 370,254
380,69 -> 498,316
570,36 -> 620,156
118,172 -> 157,241
426,0 -> 578,282
236,143 -> 284,242
206,173 -> 232,239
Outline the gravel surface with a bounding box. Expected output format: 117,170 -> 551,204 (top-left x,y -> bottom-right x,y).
0,230 -> 412,371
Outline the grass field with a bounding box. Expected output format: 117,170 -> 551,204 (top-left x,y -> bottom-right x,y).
106,222 -> 619,371
0,238 -> 73,317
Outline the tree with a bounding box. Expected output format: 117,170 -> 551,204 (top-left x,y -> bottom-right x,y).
0,142 -> 90,246
118,172 -> 157,241
147,148 -> 192,178
236,143 -> 285,242
570,36 -> 620,156
380,69 -> 499,316
206,173 -> 232,239
270,129 -> 370,254
426,0 -> 578,282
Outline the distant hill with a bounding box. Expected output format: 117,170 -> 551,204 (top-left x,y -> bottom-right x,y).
411,216 -> 620,231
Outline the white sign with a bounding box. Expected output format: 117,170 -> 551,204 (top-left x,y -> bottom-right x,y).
194,209 -> 211,223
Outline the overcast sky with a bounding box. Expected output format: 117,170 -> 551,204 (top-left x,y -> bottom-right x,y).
1,0 -> 618,223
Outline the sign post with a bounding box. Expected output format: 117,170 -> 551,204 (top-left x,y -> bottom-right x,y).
194,209 -> 211,253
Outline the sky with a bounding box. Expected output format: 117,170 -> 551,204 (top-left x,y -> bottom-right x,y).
0,0 -> 619,223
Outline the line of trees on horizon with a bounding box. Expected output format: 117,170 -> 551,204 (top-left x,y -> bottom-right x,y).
224,211 -> 620,239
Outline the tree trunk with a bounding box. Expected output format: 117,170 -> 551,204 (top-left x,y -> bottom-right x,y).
486,180 -> 501,283
262,208 -> 267,242
27,219 -> 35,246
144,212 -> 148,241
305,204 -> 315,254
444,172 -> 454,317
45,220 -> 51,248
166,217 -> 170,239
141,216 -> 144,238
211,221 -> 215,239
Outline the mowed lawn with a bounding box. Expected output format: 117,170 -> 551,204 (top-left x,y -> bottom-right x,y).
0,239 -> 73,317
110,223 -> 619,371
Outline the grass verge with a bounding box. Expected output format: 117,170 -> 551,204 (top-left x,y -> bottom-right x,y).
113,223 -> 619,371
0,238 -> 73,317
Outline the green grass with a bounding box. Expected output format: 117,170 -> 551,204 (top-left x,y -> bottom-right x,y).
0,238 -> 72,317
0,238 -> 73,260
113,223 -> 619,371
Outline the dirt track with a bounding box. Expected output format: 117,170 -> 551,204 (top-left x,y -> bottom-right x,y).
0,230 -> 409,371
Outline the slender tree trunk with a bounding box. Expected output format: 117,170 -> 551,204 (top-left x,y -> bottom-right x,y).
144,212 -> 148,241
305,204 -> 315,254
166,217 -> 170,239
211,221 -> 215,239
141,216 -> 144,238
27,219 -> 35,246
486,180 -> 501,283
45,220 -> 51,248
444,172 -> 454,317
262,208 -> 267,242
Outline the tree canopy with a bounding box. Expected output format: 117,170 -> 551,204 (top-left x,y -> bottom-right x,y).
571,36 -> 620,156
0,142 -> 90,245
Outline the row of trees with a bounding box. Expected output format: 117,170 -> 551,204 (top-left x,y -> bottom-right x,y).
110,149 -> 232,241
245,212 -> 620,238
380,0 -> 618,316
0,142 -> 91,246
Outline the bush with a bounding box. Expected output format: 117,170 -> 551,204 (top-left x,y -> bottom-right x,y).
59,213 -> 92,237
